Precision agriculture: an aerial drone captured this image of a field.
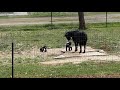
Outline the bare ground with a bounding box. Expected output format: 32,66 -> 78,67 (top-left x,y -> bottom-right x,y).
1,46 -> 119,65
39,46 -> 120,65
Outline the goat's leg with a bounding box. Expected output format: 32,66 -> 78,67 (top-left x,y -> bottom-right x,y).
45,48 -> 47,52
79,45 -> 82,53
69,47 -> 72,51
75,42 -> 78,52
71,47 -> 72,51
66,46 -> 68,51
83,45 -> 86,53
69,47 -> 70,51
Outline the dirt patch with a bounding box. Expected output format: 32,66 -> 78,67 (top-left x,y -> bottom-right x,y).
39,46 -> 120,65
0,46 -> 120,65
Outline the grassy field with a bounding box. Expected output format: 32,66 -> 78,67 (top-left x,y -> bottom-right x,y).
0,12 -> 120,19
0,23 -> 120,54
0,22 -> 120,78
0,65 -> 12,78
14,61 -> 120,78
0,12 -> 78,18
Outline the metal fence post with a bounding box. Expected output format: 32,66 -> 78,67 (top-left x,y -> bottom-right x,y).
12,42 -> 14,78
51,12 -> 53,29
106,12 -> 107,27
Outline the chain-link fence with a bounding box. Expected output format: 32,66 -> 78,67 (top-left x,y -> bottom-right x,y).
0,12 -> 120,27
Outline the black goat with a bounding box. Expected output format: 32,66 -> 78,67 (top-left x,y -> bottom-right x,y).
65,30 -> 87,53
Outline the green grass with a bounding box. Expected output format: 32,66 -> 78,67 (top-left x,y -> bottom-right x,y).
0,22 -> 119,54
86,22 -> 120,55
84,12 -> 120,16
0,65 -> 12,78
14,61 -> 120,78
0,12 -> 78,18
1,12 -> 120,19
0,22 -> 120,78
28,12 -> 78,17
0,23 -> 78,52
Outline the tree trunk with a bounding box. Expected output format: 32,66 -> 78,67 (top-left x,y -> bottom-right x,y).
78,12 -> 86,30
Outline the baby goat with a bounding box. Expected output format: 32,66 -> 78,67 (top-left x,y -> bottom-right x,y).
66,42 -> 72,51
40,46 -> 47,52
